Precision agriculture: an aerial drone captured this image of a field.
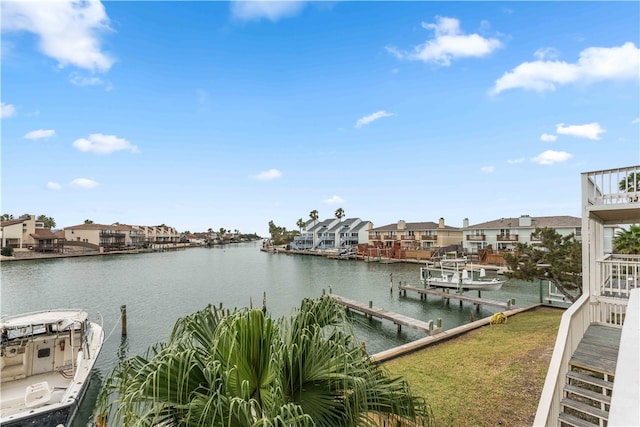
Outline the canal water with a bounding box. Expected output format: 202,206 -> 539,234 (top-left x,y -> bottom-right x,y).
0,241 -> 548,425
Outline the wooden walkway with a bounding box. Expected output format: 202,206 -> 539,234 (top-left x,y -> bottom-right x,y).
398,284 -> 513,310
328,294 -> 441,335
570,323 -> 622,377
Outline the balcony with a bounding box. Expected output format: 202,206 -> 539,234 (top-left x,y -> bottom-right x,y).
383,234 -> 396,240
585,166 -> 640,205
599,254 -> 640,299
401,235 -> 416,240
368,234 -> 381,241
583,166 -> 640,223
421,235 -> 437,241
100,232 -> 125,238
497,234 -> 519,242
466,235 -> 486,241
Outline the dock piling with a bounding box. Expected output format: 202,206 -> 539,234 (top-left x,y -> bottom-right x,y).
120,305 -> 127,336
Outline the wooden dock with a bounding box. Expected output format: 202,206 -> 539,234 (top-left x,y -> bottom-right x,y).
328,294 -> 441,335
398,284 -> 514,310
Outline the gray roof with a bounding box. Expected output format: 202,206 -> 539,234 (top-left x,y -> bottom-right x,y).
466,215 -> 581,230
370,221 -> 459,232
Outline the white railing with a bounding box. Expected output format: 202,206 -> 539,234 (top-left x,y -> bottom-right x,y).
608,289 -> 640,426
589,298 -> 627,327
599,254 -> 640,299
584,165 -> 640,206
534,294 -> 590,426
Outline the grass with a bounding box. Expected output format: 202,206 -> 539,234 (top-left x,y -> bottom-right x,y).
383,307 -> 563,427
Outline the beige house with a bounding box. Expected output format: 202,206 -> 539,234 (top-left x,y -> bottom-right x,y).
132,225 -> 180,243
368,219 -> 462,250
30,228 -> 65,253
64,223 -> 128,250
0,215 -> 43,249
462,215 -> 582,254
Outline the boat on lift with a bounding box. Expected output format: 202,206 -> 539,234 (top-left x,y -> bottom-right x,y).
420,257 -> 505,292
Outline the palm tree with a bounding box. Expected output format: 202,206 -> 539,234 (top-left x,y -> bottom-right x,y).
95,297 -> 432,427
309,210 -> 319,249
613,225 -> 640,254
618,172 -> 640,192
309,209 -> 319,226
335,208 -> 345,247
296,218 -> 305,235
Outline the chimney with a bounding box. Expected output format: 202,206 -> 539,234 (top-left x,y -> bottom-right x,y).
397,220 -> 406,230
438,218 -> 445,229
463,218 -> 469,228
519,215 -> 532,227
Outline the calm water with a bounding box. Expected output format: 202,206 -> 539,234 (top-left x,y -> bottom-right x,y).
1,241 -> 546,425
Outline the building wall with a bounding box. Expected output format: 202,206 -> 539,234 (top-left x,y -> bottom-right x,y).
64,228 -> 101,245
0,215 -> 37,248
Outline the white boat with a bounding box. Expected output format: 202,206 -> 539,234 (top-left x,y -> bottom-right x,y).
0,310 -> 104,427
420,258 -> 505,291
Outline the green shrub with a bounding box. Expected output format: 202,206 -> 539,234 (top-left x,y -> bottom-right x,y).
1,246 -> 14,256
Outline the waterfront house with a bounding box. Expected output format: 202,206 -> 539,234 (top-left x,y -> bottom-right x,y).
0,214 -> 43,249
29,228 -> 65,253
64,223 -> 179,250
64,223 -> 128,251
534,165 -> 640,426
368,219 -> 462,250
462,215 -> 582,254
132,224 -> 180,244
292,218 -> 372,250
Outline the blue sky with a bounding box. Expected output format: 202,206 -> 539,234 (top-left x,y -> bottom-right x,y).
1,1 -> 639,236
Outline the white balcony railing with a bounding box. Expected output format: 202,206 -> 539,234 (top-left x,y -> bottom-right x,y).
599,254 -> 640,299
584,165 -> 640,206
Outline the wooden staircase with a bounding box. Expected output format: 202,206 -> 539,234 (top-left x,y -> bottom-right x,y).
559,324 -> 622,427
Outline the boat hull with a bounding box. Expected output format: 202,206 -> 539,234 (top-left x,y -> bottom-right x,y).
1,404 -> 73,427
423,279 -> 504,292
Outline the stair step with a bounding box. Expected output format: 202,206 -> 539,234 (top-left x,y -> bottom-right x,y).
564,384 -> 611,405
558,412 -> 600,427
566,370 -> 614,391
561,397 -> 609,421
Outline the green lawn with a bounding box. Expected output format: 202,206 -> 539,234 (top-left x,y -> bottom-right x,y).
383,307 -> 563,427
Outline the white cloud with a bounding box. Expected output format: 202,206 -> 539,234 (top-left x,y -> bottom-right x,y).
632,118 -> 640,124
355,111 -> 393,128
386,16 -> 502,66
72,133 -> 139,154
230,1 -> 306,22
69,178 -> 98,189
1,102 -> 16,118
491,42 -> 640,94
531,150 -> 572,165
507,158 -> 525,164
534,47 -> 560,61
556,122 -> 605,140
24,129 -> 55,140
481,166 -> 495,173
46,182 -> 62,191
70,73 -> 105,87
540,133 -> 558,142
1,0 -> 114,72
254,169 -> 282,181
324,195 -> 345,205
